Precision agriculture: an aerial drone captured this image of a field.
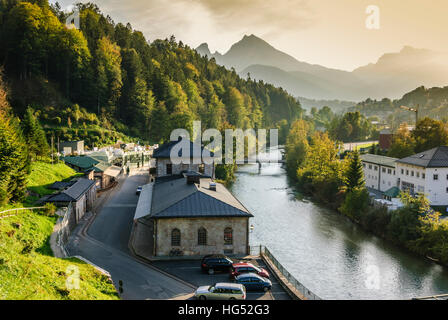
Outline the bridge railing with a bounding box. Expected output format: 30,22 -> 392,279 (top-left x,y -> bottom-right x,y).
250,245 -> 321,300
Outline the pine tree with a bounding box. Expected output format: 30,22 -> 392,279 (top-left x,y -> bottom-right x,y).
22,107 -> 49,159
344,151 -> 365,192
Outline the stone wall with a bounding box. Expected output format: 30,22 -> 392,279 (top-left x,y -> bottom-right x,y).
155,217 -> 249,256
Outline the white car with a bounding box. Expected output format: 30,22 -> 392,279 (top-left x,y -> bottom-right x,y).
194,283 -> 246,300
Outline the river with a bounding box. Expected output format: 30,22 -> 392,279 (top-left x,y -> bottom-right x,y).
229,148 -> 448,300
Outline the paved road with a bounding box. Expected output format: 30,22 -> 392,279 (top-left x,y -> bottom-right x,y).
66,168 -> 195,300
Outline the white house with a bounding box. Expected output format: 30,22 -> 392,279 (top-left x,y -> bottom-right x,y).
361,154 -> 398,192
361,146 -> 448,207
396,146 -> 448,206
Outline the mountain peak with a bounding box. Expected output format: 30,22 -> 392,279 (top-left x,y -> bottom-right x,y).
196,43 -> 211,57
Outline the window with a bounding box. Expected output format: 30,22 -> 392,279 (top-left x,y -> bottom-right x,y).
166,163 -> 172,175
446,187 -> 448,193
434,174 -> 439,180
171,228 -> 181,246
401,169 -> 404,174
387,169 -> 392,174
369,164 -> 372,169
374,166 -> 378,171
423,173 -> 426,179
199,163 -> 205,174
406,170 -> 409,176
363,163 -> 366,168
224,227 -> 233,245
411,171 -> 414,177
382,168 -> 386,173
198,227 -> 207,245
417,172 -> 420,178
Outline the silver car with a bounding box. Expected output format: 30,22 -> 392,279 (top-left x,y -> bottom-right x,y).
194,283 -> 246,300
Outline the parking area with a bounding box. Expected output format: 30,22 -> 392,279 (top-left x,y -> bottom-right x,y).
152,258 -> 292,300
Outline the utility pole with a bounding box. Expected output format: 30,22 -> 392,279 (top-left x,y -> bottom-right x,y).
399,104 -> 419,125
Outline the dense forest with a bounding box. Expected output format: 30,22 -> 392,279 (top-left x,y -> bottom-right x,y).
0,0 -> 303,148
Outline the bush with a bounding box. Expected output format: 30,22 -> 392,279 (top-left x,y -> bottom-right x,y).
42,203 -> 57,216
339,187 -> 370,221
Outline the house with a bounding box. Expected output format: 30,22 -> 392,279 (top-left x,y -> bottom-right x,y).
131,172 -> 253,257
152,139 -> 215,178
361,146 -> 448,207
361,154 -> 398,192
396,146 -> 448,206
379,129 -> 394,151
46,178 -> 97,224
61,155 -> 122,189
62,155 -> 99,172
58,140 -> 85,155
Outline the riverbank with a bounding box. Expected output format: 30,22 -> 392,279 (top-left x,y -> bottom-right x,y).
232,150 -> 448,299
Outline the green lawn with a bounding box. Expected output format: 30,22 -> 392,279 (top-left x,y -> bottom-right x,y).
26,161 -> 83,197
0,211 -> 119,300
0,160 -> 119,300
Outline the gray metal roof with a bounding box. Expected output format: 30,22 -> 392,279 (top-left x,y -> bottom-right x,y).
361,154 -> 398,167
138,177 -> 252,219
49,178 -> 95,202
134,183 -> 154,220
396,146 -> 448,168
152,139 -> 214,159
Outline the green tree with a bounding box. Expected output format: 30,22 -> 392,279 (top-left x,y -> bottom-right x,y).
344,151 -> 365,192
412,117 -> 448,153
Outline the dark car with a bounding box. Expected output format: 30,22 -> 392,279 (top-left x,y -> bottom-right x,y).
235,273 -> 272,292
230,263 -> 270,279
201,255 -> 233,275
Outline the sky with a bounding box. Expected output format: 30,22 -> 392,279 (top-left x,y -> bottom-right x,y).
51,0 -> 448,71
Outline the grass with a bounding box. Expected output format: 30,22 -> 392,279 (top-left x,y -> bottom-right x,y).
26,160 -> 83,197
0,160 -> 119,299
0,212 -> 119,300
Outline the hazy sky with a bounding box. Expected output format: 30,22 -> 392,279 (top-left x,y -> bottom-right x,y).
51,0 -> 448,71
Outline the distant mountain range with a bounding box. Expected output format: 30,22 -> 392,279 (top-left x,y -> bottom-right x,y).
196,35 -> 448,101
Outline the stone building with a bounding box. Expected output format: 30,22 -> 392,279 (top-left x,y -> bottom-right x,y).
46,178 -> 97,224
152,139 -> 215,178
132,173 -> 253,257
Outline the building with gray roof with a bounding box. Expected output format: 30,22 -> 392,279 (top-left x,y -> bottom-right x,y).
131,173 -> 253,258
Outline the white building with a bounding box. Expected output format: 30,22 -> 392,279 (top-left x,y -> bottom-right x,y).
361,154 -> 398,192
361,146 -> 448,207
396,146 -> 448,207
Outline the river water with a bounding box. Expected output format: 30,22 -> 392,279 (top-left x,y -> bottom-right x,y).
230,149 -> 448,300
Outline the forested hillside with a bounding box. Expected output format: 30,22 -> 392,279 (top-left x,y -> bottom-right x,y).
0,0 -> 303,147
349,86 -> 448,129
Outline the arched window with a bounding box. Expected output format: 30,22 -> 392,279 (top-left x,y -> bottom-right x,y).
224,227 -> 233,245
171,228 -> 181,247
198,227 -> 207,245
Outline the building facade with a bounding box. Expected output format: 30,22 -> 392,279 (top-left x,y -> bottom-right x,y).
361,154 -> 398,192
132,174 -> 252,257
152,139 -> 215,178
361,146 -> 448,207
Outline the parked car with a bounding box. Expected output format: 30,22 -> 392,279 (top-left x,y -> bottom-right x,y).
194,283 -> 246,300
201,254 -> 233,275
136,186 -> 142,195
235,273 -> 272,292
230,262 -> 270,279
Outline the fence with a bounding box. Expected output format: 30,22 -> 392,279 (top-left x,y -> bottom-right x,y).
251,245 -> 321,300
0,206 -> 46,219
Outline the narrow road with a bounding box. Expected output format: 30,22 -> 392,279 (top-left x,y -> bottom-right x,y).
66,168 -> 195,300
